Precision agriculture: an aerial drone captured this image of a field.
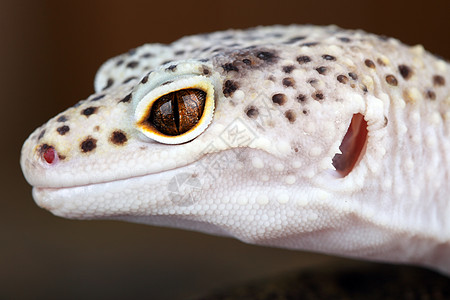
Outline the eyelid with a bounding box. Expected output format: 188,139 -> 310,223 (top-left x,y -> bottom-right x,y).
134,75 -> 215,144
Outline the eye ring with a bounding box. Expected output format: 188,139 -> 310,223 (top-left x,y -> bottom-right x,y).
134,75 -> 215,144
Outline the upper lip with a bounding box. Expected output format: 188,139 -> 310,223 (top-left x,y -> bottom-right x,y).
31,161 -> 190,190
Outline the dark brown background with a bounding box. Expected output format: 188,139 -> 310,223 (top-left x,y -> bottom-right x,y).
2,0 -> 449,299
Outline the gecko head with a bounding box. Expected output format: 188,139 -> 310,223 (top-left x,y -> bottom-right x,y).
21,44 -> 387,242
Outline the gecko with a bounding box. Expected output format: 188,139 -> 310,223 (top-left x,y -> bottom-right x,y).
20,25 -> 450,275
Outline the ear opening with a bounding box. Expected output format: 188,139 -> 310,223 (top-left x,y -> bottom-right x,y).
332,113 -> 368,177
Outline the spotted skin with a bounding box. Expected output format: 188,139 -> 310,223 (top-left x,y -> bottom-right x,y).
20,25 -> 450,275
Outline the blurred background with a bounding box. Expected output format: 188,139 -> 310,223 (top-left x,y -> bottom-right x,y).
2,0 -> 449,299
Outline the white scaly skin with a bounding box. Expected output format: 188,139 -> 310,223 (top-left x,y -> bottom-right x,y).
20,25 -> 450,275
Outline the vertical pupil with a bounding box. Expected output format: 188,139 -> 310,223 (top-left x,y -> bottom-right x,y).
149,89 -> 206,136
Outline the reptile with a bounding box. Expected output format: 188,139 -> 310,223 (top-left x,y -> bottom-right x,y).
20,25 -> 450,275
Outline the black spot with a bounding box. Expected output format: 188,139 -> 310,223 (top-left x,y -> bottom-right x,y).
162,60 -> 173,65
57,125 -> 70,135
398,65 -> 412,80
126,61 -> 139,69
301,42 -> 319,47
141,75 -> 149,84
57,115 -> 68,122
339,37 -> 351,42
378,35 -> 389,41
226,48 -> 281,71
38,143 -> 51,155
201,46 -> 212,52
174,50 -> 185,56
426,90 -> 436,100
385,75 -> 398,86
245,106 -> 259,119
119,93 -> 132,103
161,80 -> 173,86
222,63 -> 239,72
128,48 -> 137,56
80,137 -> 97,153
308,79 -> 318,86
202,67 -> 210,75
103,78 -> 114,90
110,130 -> 128,145
337,75 -> 348,84
123,76 -> 137,84
140,53 -> 153,58
282,77 -> 295,87
115,60 -> 124,66
284,110 -> 296,123
166,65 -> 177,72
282,65 -> 295,73
322,54 -> 336,61
223,80 -> 238,97
82,107 -> 98,116
312,92 -> 324,101
256,51 -> 276,62
363,59 -> 375,69
272,94 -> 287,105
302,109 -> 309,115
285,36 -> 306,44
90,94 -> 105,101
73,101 -> 83,108
297,94 -> 307,102
433,75 -> 446,86
316,66 -> 328,75
377,58 -> 387,66
38,130 -> 45,140
360,85 -> 368,93
348,72 -> 358,80
297,56 -> 311,64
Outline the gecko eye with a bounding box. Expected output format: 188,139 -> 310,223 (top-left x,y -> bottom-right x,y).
332,113 -> 368,177
134,75 -> 214,144
145,89 -> 206,136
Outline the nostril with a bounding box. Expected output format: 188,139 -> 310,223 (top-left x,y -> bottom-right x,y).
332,113 -> 368,177
39,144 -> 58,165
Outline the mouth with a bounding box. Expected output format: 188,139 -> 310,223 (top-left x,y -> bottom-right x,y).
31,165 -> 188,218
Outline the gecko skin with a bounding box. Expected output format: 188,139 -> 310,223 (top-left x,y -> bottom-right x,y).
20,25 -> 450,275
